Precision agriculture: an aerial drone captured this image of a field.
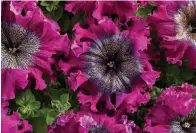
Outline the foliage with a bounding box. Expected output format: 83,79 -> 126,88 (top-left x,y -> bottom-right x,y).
11,74 -> 78,132
6,1 -> 196,133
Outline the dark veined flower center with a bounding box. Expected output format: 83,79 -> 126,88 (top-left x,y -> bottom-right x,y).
174,2 -> 196,45
82,34 -> 142,94
1,21 -> 40,69
88,125 -> 111,133
170,109 -> 196,133
189,20 -> 196,33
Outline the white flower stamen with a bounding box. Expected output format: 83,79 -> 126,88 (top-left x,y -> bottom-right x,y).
1,21 -> 40,69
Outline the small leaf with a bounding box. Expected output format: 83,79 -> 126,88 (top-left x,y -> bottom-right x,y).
60,94 -> 71,112
70,11 -> 83,28
48,88 -> 66,100
46,5 -> 63,21
165,65 -> 180,76
46,110 -> 59,125
146,3 -> 157,11
51,100 -> 61,109
41,1 -> 59,12
51,95 -> 71,113
46,5 -> 54,12
15,89 -> 42,119
30,117 -> 47,133
18,101 -> 41,119
150,87 -> 162,99
60,94 -> 69,104
182,60 -> 189,67
39,108 -> 51,117
29,101 -> 41,110
53,1 -> 59,5
58,14 -> 70,33
46,1 -> 59,6
15,89 -> 35,107
180,68 -> 195,81
135,8 -> 151,19
40,1 -> 49,7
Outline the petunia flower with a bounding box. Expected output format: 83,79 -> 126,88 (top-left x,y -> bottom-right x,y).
1,1 -> 64,100
75,109 -> 141,133
49,106 -> 141,133
144,83 -> 196,133
58,17 -> 160,112
1,100 -> 33,133
65,1 -> 138,21
148,1 -> 196,68
47,110 -> 79,133
9,1 -> 60,32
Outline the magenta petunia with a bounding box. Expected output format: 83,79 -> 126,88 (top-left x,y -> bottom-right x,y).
65,1 -> 95,16
65,1 -> 138,21
117,87 -> 151,113
148,1 -> 196,68
9,1 -> 60,31
47,110 -> 79,133
115,110 -> 142,133
58,17 -> 160,112
75,110 -> 139,133
1,1 -> 64,100
144,83 -> 196,133
50,106 -> 141,133
2,100 -> 33,133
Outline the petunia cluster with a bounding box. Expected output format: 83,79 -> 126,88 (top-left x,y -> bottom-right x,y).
144,83 -> 196,133
1,1 -> 196,133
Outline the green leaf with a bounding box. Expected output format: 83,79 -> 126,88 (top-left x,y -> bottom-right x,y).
165,65 -> 180,76
41,1 -> 59,12
192,77 -> 196,86
146,3 -> 157,11
40,1 -> 49,7
52,1 -> 59,5
19,101 -> 40,114
150,87 -> 162,99
135,8 -> 151,19
30,117 -> 47,133
46,5 -> 54,12
70,11 -> 83,28
18,101 -> 41,119
48,81 -> 61,89
69,91 -> 79,111
30,101 -> 41,109
39,108 -> 51,117
15,89 -> 42,119
51,100 -> 62,109
51,94 -> 71,113
48,88 -> 66,100
60,94 -> 69,104
179,68 -> 195,81
135,3 -> 157,19
182,60 -> 189,67
46,110 -> 60,125
60,94 -> 71,111
46,1 -> 59,6
46,5 -> 63,21
15,89 -> 35,107
51,99 -> 70,113
58,14 -> 70,33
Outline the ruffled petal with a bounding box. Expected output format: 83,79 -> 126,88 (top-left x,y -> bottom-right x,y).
1,1 -> 64,94
69,71 -> 88,91
144,83 -> 196,133
119,88 -> 151,113
1,69 -> 28,100
148,1 -> 195,68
